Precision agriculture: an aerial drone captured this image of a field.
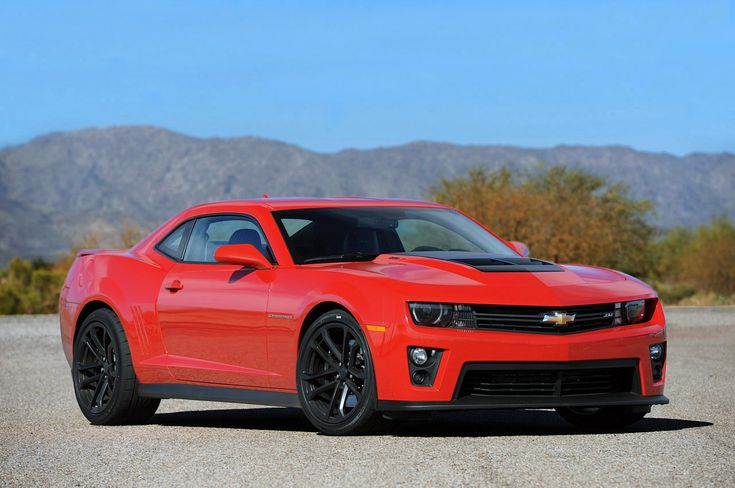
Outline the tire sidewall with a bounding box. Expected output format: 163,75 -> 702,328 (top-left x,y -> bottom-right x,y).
297,310 -> 378,435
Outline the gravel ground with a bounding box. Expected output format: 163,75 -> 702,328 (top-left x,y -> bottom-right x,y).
1,307 -> 734,487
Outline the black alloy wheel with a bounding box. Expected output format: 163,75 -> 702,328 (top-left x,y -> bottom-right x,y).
297,310 -> 382,435
75,322 -> 118,413
72,308 -> 159,425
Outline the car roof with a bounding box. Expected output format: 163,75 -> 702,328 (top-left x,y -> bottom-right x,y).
186,197 -> 448,213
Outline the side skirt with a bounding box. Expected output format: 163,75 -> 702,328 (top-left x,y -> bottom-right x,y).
138,383 -> 301,408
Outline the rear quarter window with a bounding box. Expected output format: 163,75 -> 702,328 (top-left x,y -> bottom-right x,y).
156,220 -> 194,260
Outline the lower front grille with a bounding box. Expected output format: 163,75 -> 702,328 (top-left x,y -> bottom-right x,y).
455,360 -> 638,400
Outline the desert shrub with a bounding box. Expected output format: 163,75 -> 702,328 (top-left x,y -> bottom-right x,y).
0,257 -> 65,314
677,217 -> 735,295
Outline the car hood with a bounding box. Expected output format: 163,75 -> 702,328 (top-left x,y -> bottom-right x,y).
332,252 -> 655,306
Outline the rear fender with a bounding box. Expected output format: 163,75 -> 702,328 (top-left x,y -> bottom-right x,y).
61,254 -> 170,382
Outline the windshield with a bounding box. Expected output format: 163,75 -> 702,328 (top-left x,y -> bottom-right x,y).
272,206 -> 517,264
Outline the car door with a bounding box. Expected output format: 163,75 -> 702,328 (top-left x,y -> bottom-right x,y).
156,214 -> 275,387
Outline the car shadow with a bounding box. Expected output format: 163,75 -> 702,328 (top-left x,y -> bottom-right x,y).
151,407 -> 713,437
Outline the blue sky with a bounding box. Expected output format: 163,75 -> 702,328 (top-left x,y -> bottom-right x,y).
1,1 -> 733,154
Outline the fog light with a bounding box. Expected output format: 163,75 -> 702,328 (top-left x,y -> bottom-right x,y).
412,371 -> 427,385
410,347 -> 428,366
649,344 -> 663,360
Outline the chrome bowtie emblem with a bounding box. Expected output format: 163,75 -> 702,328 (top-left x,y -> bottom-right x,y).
542,311 -> 576,326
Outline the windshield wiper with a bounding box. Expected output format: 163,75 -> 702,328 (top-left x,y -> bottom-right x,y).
302,252 -> 379,264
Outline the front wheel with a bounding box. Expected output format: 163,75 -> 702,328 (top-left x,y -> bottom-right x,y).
556,406 -> 649,429
297,310 -> 382,435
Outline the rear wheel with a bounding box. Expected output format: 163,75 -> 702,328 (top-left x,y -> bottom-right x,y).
72,308 -> 159,425
297,310 -> 382,435
556,406 -> 648,429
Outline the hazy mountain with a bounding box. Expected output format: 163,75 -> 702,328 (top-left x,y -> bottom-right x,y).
1,126 -> 733,264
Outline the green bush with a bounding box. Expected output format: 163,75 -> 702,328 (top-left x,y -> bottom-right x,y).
0,257 -> 66,314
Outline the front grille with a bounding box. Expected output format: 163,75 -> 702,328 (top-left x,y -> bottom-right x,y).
473,303 -> 616,333
455,361 -> 637,400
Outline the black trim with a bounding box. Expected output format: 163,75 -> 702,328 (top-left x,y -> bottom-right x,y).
138,384 -> 300,408
378,394 -> 669,412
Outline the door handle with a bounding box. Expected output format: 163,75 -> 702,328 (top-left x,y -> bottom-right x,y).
164,280 -> 184,292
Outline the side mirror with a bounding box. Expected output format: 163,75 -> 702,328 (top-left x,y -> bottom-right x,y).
214,244 -> 272,269
509,241 -> 530,257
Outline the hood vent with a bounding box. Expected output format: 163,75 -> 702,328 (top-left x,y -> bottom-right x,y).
404,252 -> 563,272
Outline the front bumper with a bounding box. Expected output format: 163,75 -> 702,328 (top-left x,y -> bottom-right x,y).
379,394 -> 670,411
371,312 -> 667,407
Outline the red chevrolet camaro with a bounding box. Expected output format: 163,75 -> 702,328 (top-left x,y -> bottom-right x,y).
60,198 -> 668,435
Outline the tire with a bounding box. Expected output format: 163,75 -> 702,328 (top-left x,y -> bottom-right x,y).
556,406 -> 649,429
72,308 -> 160,425
297,310 -> 383,435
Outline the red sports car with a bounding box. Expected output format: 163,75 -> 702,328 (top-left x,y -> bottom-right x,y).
60,198 -> 668,435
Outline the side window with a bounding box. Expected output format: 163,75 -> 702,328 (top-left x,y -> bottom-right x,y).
156,220 -> 194,260
182,216 -> 272,263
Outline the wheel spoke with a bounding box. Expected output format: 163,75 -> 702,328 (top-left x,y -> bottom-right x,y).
306,380 -> 339,401
80,374 -> 102,388
83,339 -> 102,361
341,326 -> 349,359
90,331 -> 105,359
345,380 -> 362,401
301,369 -> 338,382
89,376 -> 105,408
77,361 -> 102,371
94,378 -> 109,407
347,366 -> 365,379
311,342 -> 339,369
326,381 -> 342,418
345,342 -> 358,368
337,383 -> 349,417
321,329 -> 343,363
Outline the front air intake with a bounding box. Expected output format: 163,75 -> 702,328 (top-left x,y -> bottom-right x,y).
455,360 -> 638,400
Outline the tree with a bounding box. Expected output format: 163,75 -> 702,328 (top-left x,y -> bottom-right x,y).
430,165 -> 655,276
679,217 -> 735,295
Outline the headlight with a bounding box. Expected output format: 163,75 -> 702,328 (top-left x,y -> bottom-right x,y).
623,299 -> 646,324
409,302 -> 453,327
408,302 -> 477,328
617,298 -> 656,325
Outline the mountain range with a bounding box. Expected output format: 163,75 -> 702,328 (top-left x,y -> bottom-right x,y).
1,126 -> 733,265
